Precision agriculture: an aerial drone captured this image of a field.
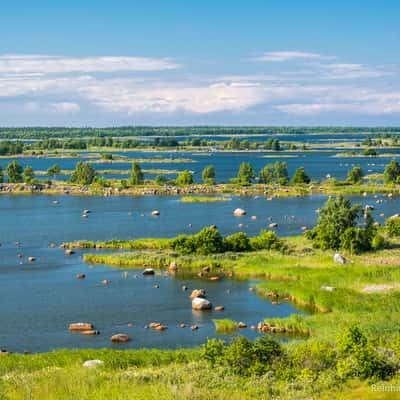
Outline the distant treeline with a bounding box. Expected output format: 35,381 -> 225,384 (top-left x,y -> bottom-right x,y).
0,126 -> 400,139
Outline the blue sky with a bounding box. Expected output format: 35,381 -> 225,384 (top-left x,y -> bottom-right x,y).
0,0 -> 399,126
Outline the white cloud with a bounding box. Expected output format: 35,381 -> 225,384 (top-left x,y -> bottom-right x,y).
24,101 -> 80,114
320,63 -> 389,79
0,54 -> 180,74
253,51 -> 335,62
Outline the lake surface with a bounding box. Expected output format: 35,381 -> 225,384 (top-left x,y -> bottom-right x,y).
1,149 -> 399,183
1,193 -> 399,352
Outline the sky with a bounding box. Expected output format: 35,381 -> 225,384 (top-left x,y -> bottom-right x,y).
0,0 -> 399,126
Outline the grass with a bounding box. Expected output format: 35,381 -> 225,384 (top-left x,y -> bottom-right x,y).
180,196 -> 231,203
213,319 -> 238,334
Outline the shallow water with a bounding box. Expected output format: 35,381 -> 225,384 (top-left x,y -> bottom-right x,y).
0,193 -> 398,352
1,148 -> 399,183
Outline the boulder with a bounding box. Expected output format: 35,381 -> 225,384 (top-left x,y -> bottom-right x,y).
151,210 -> 160,216
209,276 -> 220,281
214,306 -> 224,311
111,333 -> 130,343
28,257 -> 36,262
238,322 -> 247,329
333,253 -> 348,264
320,285 -> 336,292
191,325 -> 199,331
192,297 -> 212,310
169,262 -> 178,272
65,249 -> 75,255
190,289 -> 206,299
81,330 -> 100,335
269,223 -> 278,228
142,268 -> 155,276
76,273 -> 86,279
69,322 -> 93,331
102,279 -> 110,285
233,208 -> 246,216
83,359 -> 103,368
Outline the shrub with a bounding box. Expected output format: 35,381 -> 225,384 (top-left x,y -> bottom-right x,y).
386,216 -> 400,236
250,230 -> 283,251
305,195 -> 362,250
223,232 -> 251,252
170,234 -> 197,255
346,166 -> 363,184
371,234 -> 387,250
194,227 -> 224,255
336,326 -> 395,380
340,227 -> 372,254
130,162 -> 144,185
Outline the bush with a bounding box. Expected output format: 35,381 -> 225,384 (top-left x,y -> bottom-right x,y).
201,336 -> 282,376
371,234 -> 387,250
170,234 -> 197,255
223,232 -> 251,252
70,161 -> 96,185
305,195 -> 362,250
250,230 -> 283,251
194,227 -> 224,255
340,227 -> 372,254
336,326 -> 395,380
386,216 -> 400,236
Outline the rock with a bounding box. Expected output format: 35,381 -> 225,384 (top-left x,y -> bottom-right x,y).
76,273 -> 86,279
320,285 -> 336,292
192,297 -> 212,310
333,253 -> 348,264
190,289 -> 206,299
202,266 -> 210,273
214,306 -> 224,311
83,209 -> 91,214
69,323 -> 93,331
153,284 -> 159,289
249,287 -> 256,292
17,254 -> 23,258
209,276 -> 220,281
250,325 -> 256,331
82,330 -> 100,335
28,257 -> 36,262
269,223 -> 278,228
82,214 -> 88,218
238,223 -> 244,228
251,216 -> 257,220
191,325 -> 199,331
65,249 -> 75,255
155,325 -> 167,331
238,322 -> 247,329
111,333 -> 130,343
180,323 -> 187,328
142,268 -> 155,275
151,210 -> 160,216
209,225 -> 218,230
102,279 -> 110,285
83,359 -> 103,368
365,204 -> 374,211
233,208 -> 246,216
182,285 -> 188,291
169,261 -> 178,272
49,243 -> 57,248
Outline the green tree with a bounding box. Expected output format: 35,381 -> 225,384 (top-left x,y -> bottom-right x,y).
23,165 -> 35,184
384,160 -> 400,183
290,166 -> 310,184
259,164 -> 274,184
274,161 -> 288,185
70,161 -> 96,185
6,160 -> 23,183
176,170 -> 193,185
237,162 -> 255,185
346,166 -> 363,184
47,163 -> 61,179
154,175 -> 166,185
129,162 -> 144,185
305,195 -> 361,250
202,165 -> 216,184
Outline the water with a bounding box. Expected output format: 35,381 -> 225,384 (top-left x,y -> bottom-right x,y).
1,193 -> 398,352
1,149 -> 399,183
